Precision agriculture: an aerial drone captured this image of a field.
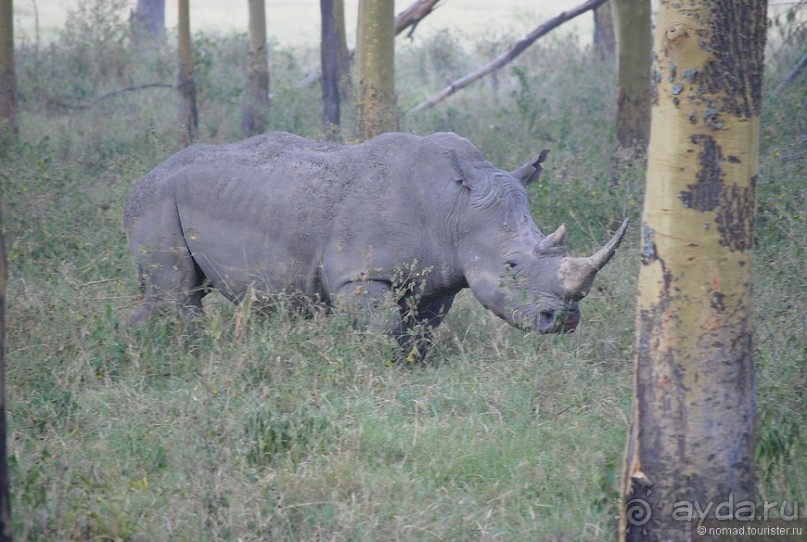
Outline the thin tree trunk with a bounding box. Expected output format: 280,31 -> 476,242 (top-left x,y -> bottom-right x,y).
0,213 -> 12,542
592,1 -> 615,61
612,0 -> 651,155
0,0 -> 17,136
130,0 -> 165,48
620,1 -> 767,540
355,0 -> 397,139
321,0 -> 341,134
335,0 -> 352,105
177,0 -> 197,147
410,0 -> 608,113
243,0 -> 270,137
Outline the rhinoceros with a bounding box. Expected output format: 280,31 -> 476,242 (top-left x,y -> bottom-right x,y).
125,131 -> 627,355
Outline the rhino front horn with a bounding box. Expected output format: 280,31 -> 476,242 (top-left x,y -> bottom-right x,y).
560,218 -> 630,293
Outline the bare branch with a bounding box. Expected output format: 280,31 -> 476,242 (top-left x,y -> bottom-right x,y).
53,83 -> 175,110
410,0 -> 608,113
395,0 -> 442,39
772,51 -> 807,97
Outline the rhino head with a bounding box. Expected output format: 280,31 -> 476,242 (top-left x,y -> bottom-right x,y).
454,150 -> 629,334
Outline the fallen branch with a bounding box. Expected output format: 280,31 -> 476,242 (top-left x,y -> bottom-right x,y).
53,83 -> 175,110
772,51 -> 807,97
410,0 -> 608,113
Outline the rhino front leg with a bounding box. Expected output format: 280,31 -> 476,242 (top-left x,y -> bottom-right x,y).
399,295 -> 456,363
333,280 -> 403,338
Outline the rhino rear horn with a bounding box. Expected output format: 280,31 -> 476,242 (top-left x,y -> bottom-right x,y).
512,149 -> 550,186
560,218 -> 630,293
538,224 -> 567,251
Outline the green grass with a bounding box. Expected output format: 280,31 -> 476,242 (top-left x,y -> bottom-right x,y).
1,2 -> 805,540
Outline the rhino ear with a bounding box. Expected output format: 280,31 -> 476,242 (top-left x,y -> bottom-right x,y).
447,150 -> 486,191
511,149 -> 549,186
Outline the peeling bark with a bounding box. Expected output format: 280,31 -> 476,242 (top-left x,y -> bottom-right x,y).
620,1 -> 766,540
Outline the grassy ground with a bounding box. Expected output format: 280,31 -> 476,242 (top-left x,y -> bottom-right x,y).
1,1 -> 805,540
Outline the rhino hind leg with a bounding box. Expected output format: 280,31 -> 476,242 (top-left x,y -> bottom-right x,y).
128,206 -> 207,327
130,253 -> 206,326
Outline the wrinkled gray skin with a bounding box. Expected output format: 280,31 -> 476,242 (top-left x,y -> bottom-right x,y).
125,131 -> 628,356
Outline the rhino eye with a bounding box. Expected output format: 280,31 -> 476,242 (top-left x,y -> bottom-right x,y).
505,260 -> 518,269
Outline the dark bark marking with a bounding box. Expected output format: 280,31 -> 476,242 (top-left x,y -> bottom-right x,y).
700,1 -> 766,118
716,183 -> 755,252
710,291 -> 726,312
641,223 -> 658,264
679,134 -> 724,212
678,136 -> 754,252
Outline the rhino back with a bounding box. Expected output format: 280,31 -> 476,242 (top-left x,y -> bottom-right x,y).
126,132 -> 478,301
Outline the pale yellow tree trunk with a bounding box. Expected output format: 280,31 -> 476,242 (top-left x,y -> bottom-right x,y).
612,0 -> 651,155
355,0 -> 397,140
177,0 -> 197,147
242,0 -> 269,137
620,1 -> 767,540
0,0 -> 17,135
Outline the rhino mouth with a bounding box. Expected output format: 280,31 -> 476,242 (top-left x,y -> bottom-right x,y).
514,306 -> 580,334
539,307 -> 580,333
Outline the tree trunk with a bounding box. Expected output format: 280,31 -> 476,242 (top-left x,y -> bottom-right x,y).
612,0 -> 651,156
592,1 -> 615,61
242,0 -> 270,137
321,0 -> 341,134
130,0 -> 165,48
0,214 -> 11,542
0,0 -> 17,136
333,0 -> 353,123
355,0 -> 397,140
620,1 -> 767,540
177,0 -> 197,147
